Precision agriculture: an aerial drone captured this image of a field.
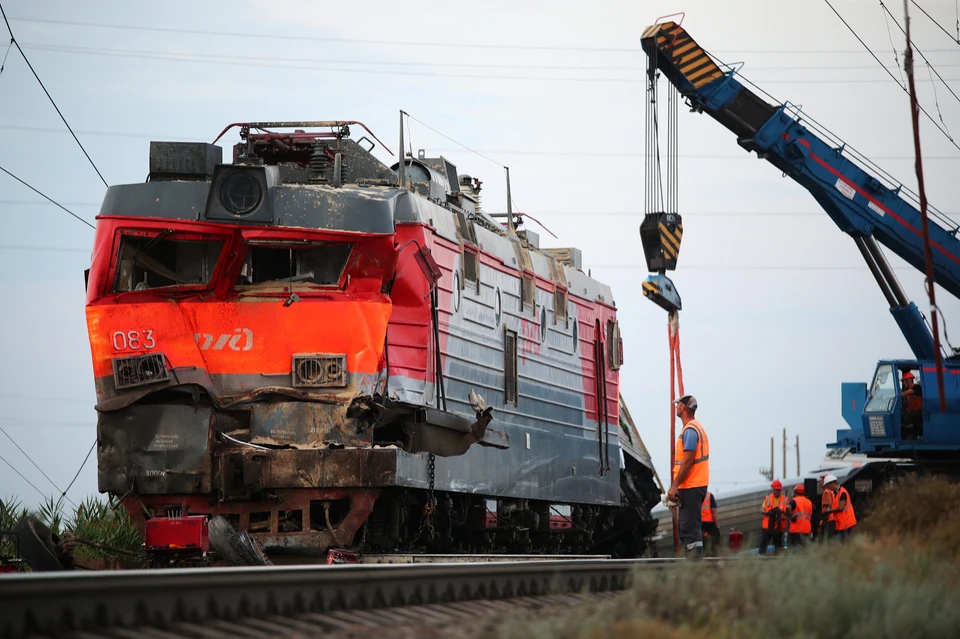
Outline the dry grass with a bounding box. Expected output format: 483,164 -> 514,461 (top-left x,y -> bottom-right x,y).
443,475 -> 960,639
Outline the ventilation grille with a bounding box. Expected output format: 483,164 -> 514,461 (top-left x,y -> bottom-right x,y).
554,288 -> 568,325
521,272 -> 536,312
463,249 -> 479,292
504,329 -> 518,406
293,354 -> 347,388
112,353 -> 169,390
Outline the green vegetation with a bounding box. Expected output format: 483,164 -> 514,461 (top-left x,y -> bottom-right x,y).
1,494 -> 141,562
465,475 -> 960,639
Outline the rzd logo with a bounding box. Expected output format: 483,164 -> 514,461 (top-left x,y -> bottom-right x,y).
194,328 -> 253,351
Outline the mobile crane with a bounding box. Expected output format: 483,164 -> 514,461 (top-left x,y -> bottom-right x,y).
639,19 -> 960,467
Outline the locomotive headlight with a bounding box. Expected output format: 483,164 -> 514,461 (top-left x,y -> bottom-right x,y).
112,353 -> 170,390
217,170 -> 262,215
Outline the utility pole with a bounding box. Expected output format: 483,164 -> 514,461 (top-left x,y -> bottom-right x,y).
782,428 -> 787,480
770,436 -> 775,479
796,435 -> 801,476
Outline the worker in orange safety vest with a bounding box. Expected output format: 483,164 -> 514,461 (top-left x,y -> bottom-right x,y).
666,395 -> 710,560
820,474 -> 857,543
700,489 -> 720,557
786,484 -> 814,547
758,480 -> 788,555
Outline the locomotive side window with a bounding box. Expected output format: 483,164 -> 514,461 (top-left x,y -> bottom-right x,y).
113,233 -> 223,292
235,243 -> 354,288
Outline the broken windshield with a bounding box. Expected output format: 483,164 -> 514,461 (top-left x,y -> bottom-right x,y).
234,242 -> 354,288
113,232 -> 224,292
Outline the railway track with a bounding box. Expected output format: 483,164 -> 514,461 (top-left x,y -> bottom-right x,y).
0,558 -> 716,639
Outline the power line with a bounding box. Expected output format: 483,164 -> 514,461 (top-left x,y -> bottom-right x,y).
0,426 -> 79,509
0,452 -> 47,500
2,126 -> 958,161
823,0 -> 960,153
16,42 -> 960,85
881,2 -> 960,110
56,440 -> 95,511
405,112 -> 507,168
9,15 -> 960,55
0,4 -> 108,188
0,165 -> 95,229
9,41 -> 960,74
910,0 -> 960,45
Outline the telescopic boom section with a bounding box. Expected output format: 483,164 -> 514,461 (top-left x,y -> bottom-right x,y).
641,21 -> 960,360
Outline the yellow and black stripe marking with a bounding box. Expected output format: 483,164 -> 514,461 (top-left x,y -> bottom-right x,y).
640,21 -> 724,89
642,281 -> 659,298
658,222 -> 683,260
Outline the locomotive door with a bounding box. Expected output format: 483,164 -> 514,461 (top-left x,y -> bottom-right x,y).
594,320 -> 610,475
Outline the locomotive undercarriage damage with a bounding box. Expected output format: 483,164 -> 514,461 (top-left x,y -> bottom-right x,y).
99,384 -> 508,556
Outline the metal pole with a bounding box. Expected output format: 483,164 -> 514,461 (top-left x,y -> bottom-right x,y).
782,428 -> 787,480
862,236 -> 910,307
398,110 -> 406,189
904,0 -> 947,412
770,437 -> 774,482
505,167 -> 515,235
796,435 -> 800,476
854,236 -> 899,307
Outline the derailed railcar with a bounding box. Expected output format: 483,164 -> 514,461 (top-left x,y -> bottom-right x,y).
84,121 -> 658,560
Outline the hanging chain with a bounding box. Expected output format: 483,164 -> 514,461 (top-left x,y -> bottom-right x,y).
424,453 -> 436,540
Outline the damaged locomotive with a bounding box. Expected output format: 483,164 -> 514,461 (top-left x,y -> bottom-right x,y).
83,120 -> 659,559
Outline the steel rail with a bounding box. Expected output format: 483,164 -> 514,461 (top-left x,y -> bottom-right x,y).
0,558 -> 713,638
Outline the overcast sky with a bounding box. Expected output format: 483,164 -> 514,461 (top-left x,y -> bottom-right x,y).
1,0 -> 959,508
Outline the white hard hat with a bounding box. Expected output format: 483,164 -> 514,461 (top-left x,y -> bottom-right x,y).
823,474 -> 838,484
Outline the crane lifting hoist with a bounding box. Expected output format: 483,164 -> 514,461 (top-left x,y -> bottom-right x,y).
640,18 -> 960,463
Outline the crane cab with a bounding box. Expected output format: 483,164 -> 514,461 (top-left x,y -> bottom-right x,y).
834,360 -> 960,458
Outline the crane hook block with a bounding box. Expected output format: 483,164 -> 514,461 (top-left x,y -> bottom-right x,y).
640,212 -> 683,272
642,273 -> 682,313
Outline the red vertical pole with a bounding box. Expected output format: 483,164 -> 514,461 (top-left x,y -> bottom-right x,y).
669,317 -> 680,555
904,1 -> 947,411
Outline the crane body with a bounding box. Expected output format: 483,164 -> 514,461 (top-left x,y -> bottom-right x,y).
641,20 -> 960,460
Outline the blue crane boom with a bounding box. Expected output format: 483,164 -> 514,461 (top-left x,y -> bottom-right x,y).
640,20 -> 960,458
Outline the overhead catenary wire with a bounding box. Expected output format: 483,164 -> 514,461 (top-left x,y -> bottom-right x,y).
3,125 -> 959,160
14,43 -> 960,84
0,452 -> 47,500
56,440 -> 96,511
0,3 -> 108,188
881,1 -> 907,85
0,165 -> 95,229
881,1 -> 960,111
0,426 -> 79,509
11,43 -> 960,73
9,15 -> 960,54
909,0 -> 960,45
822,0 -> 960,152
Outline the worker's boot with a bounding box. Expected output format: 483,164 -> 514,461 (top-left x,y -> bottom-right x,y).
685,542 -> 704,561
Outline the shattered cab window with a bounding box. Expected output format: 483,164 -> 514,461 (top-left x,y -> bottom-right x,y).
113,232 -> 224,292
235,243 -> 354,288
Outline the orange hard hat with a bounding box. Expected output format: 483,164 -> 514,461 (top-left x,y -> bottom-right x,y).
903,371 -> 915,380
772,480 -> 782,490
794,484 -> 805,495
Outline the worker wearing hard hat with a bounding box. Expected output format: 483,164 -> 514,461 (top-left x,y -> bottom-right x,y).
817,474 -> 836,541
701,488 -> 720,557
901,370 -> 923,440
758,480 -> 788,555
820,474 -> 857,542
666,395 -> 710,560
786,484 -> 814,547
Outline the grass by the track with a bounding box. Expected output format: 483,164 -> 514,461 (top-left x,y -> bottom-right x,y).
411,475 -> 960,639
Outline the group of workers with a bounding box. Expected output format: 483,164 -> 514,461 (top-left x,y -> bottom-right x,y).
756,474 -> 857,553
665,393 -> 857,559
